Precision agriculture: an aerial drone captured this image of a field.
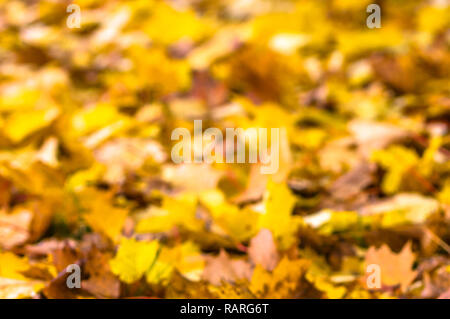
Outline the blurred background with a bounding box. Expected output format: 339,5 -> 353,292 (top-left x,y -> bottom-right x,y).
0,0 -> 449,299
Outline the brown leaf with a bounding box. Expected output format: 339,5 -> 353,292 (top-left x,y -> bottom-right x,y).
28,200 -> 53,243
329,162 -> 375,201
25,239 -> 77,257
43,264 -> 83,299
81,246 -> 120,298
51,242 -> 81,273
203,250 -> 252,285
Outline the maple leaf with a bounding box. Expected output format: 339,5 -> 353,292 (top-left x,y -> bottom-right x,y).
365,242 -> 418,292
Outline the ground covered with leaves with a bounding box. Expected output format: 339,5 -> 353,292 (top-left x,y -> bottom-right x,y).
0,0 -> 449,299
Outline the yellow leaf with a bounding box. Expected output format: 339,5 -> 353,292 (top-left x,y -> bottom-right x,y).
110,238 -> 160,284
259,181 -> 298,249
159,242 -> 204,282
84,201 -> 128,242
250,257 -> 309,298
4,107 -> 60,143
71,103 -> 123,137
136,193 -> 203,233
144,3 -> 213,45
0,252 -> 29,280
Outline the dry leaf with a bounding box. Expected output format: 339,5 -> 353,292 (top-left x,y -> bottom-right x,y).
248,228 -> 279,271
365,242 -> 417,291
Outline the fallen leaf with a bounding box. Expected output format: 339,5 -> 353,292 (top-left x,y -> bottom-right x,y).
203,250 -> 252,286
365,242 -> 417,291
248,228 -> 279,271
